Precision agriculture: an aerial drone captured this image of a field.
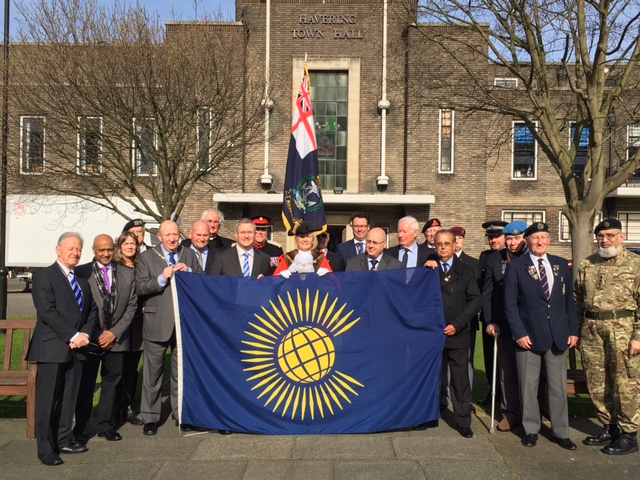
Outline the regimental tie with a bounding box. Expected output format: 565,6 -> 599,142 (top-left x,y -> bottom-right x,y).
102,266 -> 111,293
356,242 -> 363,255
442,262 -> 449,274
401,248 -> 410,268
370,259 -> 378,271
242,252 -> 250,277
195,251 -> 204,269
168,252 -> 177,266
538,258 -> 550,300
69,271 -> 83,310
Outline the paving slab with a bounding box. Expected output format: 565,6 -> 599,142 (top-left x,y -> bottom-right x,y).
334,459 -> 425,480
190,433 -> 295,460
153,460 -> 248,480
293,434 -> 395,459
418,459 -> 515,480
243,459 -> 333,480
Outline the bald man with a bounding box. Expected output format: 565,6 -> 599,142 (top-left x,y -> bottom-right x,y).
73,234 -> 138,444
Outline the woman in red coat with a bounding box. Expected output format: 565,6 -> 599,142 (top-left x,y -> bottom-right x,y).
273,222 -> 332,277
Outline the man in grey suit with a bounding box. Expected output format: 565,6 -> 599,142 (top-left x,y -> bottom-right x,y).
136,220 -> 203,435
73,234 -> 138,443
346,227 -> 402,271
187,220 -> 215,274
211,218 -> 270,277
28,232 -> 98,466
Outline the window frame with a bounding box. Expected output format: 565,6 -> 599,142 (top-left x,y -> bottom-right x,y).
511,121 -> 538,180
618,211 -> 640,242
558,211 -> 603,243
502,210 -> 545,225
132,117 -> 158,176
77,116 -> 103,175
570,122 -> 590,180
438,109 -> 454,174
20,116 -> 46,175
196,107 -> 212,171
494,78 -> 518,88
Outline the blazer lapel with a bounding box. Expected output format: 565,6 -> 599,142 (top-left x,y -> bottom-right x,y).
232,250 -> 243,276
524,256 -> 547,300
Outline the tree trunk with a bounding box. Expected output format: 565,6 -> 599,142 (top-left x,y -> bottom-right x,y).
568,208 -> 596,281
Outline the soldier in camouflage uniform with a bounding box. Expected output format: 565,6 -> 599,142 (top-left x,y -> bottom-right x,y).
574,218 -> 640,455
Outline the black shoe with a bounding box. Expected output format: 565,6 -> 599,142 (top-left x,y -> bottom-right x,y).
143,422 -> 158,436
60,444 -> 88,454
459,427 -> 473,438
603,433 -> 639,455
40,454 -> 64,466
555,437 -> 577,450
521,433 -> 538,447
583,425 -> 620,446
476,396 -> 492,406
217,430 -> 232,435
126,408 -> 144,426
72,435 -> 88,448
98,429 -> 122,441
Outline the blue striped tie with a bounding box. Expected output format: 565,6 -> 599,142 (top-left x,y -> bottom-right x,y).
168,252 -> 176,266
538,258 -> 550,300
242,252 -> 250,277
69,271 -> 83,310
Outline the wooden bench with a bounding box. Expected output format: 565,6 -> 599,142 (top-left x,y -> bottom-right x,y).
0,320 -> 37,438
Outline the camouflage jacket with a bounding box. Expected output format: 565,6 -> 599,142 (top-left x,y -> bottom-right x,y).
574,249 -> 640,340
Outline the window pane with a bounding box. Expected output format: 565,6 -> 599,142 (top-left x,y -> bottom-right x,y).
513,122 -> 536,178
21,117 -> 45,173
310,71 -> 348,191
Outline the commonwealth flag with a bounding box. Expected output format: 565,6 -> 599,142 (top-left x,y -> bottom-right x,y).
174,268 -> 446,435
282,67 -> 327,235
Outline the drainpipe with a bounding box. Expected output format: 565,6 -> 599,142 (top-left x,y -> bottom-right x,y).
377,0 -> 390,189
260,0 -> 274,190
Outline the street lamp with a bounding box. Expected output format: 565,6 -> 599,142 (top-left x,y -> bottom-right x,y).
0,0 -> 11,321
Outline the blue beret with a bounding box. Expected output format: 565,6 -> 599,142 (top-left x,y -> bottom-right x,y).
502,221 -> 528,236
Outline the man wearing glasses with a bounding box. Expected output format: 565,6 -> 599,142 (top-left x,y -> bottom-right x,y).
336,212 -> 370,262
575,218 -> 640,455
346,227 -> 402,271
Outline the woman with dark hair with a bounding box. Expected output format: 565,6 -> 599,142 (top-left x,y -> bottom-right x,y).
114,231 -> 144,426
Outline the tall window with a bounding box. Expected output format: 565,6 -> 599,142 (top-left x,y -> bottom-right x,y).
627,123 -> 640,182
133,118 -> 157,175
310,71 -> 348,190
571,123 -> 590,179
197,107 -> 211,171
439,109 -> 454,173
618,212 -> 640,242
512,122 -> 537,179
20,116 -> 45,174
502,210 -> 544,225
78,117 -> 102,175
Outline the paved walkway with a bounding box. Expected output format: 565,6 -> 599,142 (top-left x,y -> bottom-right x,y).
1,407 -> 638,479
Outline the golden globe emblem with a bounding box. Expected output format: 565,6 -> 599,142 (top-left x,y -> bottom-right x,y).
277,326 -> 335,384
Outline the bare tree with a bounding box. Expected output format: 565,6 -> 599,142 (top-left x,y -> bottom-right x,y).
10,0 -> 265,222
401,0 -> 640,267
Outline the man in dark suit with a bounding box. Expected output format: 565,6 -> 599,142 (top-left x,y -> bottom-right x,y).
316,231 -> 345,272
28,232 -> 98,466
136,220 -> 203,435
336,212 -> 370,263
72,234 -> 138,444
346,227 -> 402,271
181,209 -> 233,256
476,220 -> 508,407
187,220 -> 215,274
430,230 -> 482,438
211,218 -> 270,277
504,222 -> 579,450
482,221 -> 527,431
251,215 -> 284,275
451,226 -> 480,400
386,215 -> 430,268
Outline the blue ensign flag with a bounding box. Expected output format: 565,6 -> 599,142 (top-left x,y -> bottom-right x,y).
282,67 -> 327,235
174,268 -> 446,435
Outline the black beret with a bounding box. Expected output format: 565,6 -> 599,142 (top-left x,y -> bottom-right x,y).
594,218 -> 622,234
288,221 -> 324,236
523,222 -> 549,238
421,218 -> 442,234
122,218 -> 145,233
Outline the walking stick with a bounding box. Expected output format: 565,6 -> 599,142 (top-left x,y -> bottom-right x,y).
489,335 -> 498,434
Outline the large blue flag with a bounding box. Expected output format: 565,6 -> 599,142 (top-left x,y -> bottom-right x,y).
282,67 -> 327,235
174,268 -> 446,434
